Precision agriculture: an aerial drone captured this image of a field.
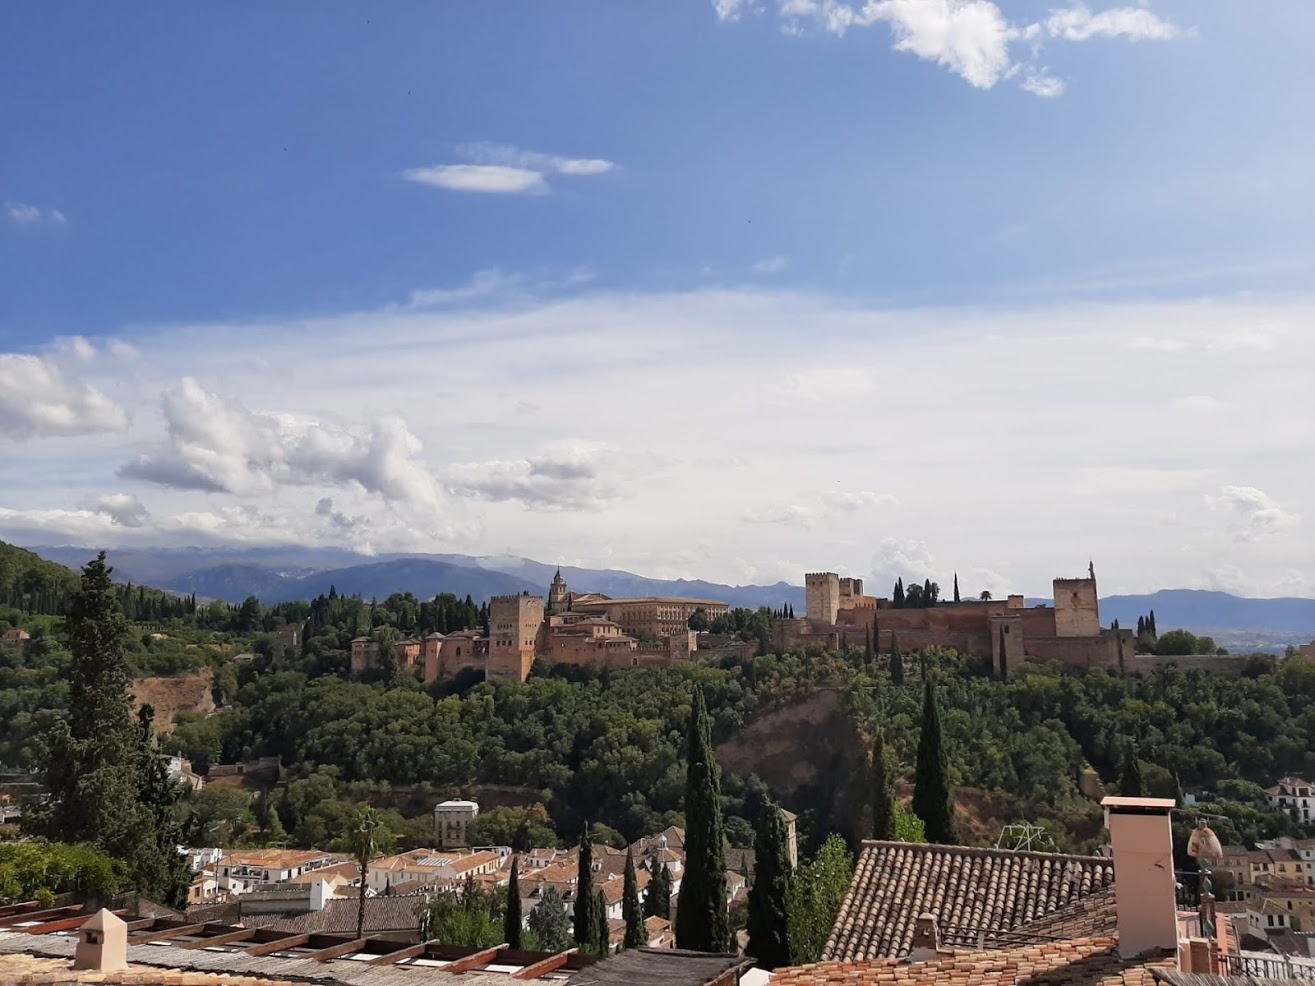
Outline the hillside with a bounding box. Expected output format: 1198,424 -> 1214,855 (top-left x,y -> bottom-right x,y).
0,539 -> 79,609
1101,589 -> 1315,633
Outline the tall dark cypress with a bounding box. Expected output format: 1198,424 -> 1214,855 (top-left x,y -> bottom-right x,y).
953,573 -> 960,603
622,847 -> 644,949
746,801 -> 792,969
889,633 -> 904,686
504,856 -> 523,948
912,676 -> 958,844
574,826 -> 594,947
864,625 -> 874,663
645,859 -> 672,918
675,685 -> 731,952
1120,743 -> 1146,797
593,889 -> 609,955
998,626 -> 1008,680
871,730 -> 895,841
893,578 -> 905,608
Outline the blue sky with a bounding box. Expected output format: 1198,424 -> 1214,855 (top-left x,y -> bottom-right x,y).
1,2 -> 1312,598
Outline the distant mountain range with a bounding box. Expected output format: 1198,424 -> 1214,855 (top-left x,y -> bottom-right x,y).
21,544 -> 1315,640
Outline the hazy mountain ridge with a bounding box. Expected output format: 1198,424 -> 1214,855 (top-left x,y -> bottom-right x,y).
18,545 -> 1315,640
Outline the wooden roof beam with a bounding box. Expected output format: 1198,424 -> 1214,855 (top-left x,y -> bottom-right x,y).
306,936 -> 368,960
443,943 -> 509,973
128,922 -> 208,944
245,932 -> 311,956
513,947 -> 579,979
177,927 -> 259,949
24,909 -> 128,935
365,941 -> 430,966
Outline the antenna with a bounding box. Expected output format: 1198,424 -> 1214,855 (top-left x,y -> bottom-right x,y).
994,821 -> 1059,853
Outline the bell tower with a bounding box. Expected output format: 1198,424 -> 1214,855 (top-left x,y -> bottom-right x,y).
548,567 -> 570,615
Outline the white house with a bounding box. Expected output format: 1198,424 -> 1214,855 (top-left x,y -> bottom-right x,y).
1267,778 -> 1315,823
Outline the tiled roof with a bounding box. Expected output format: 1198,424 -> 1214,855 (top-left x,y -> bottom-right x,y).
0,952 -> 295,985
264,895 -> 428,936
566,947 -> 748,986
825,841 -> 1115,961
219,849 -> 329,869
1011,890 -> 1119,943
773,938 -> 1171,986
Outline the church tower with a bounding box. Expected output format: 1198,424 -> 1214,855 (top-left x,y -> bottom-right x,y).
548,567 -> 570,615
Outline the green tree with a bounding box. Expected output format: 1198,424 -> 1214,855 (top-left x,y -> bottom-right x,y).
871,730 -> 895,841
746,801 -> 792,969
0,842 -> 124,906
893,803 -> 926,843
574,825 -> 595,947
675,685 -> 731,952
528,886 -> 572,951
645,858 -> 672,919
504,856 -> 523,949
688,608 -> 711,632
889,634 -> 904,686
622,847 -> 644,949
333,805 -> 395,940
593,888 -> 609,955
422,879 -> 503,947
786,835 -> 854,964
912,677 -> 958,844
1120,743 -> 1147,797
953,573 -> 960,603
25,553 -> 186,904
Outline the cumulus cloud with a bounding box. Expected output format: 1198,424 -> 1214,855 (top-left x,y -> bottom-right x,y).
6,202 -> 66,225
118,378 -> 442,508
0,353 -> 128,440
730,0 -> 1180,95
404,142 -> 615,196
869,537 -> 938,589
446,441 -> 640,510
1042,3 -> 1178,41
89,493 -> 150,528
1209,486 -> 1300,542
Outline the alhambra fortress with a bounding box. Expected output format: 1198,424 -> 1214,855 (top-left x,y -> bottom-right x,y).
349,563 -> 1252,682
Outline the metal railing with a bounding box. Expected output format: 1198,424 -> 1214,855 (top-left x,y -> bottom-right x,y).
1222,950 -> 1315,979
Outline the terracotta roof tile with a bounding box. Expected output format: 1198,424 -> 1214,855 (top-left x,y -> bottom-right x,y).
825,842 -> 1115,961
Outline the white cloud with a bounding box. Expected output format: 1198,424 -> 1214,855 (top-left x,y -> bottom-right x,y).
1021,70 -> 1065,97
88,493 -> 150,528
50,335 -> 97,362
404,143 -> 616,197
746,489 -> 897,526
869,537 -> 939,590
752,255 -> 790,274
5,202 -> 66,225
445,440 -> 650,510
119,378 -> 442,508
401,164 -> 547,196
736,0 -> 1181,95
0,353 -> 128,440
1043,3 -> 1178,42
408,269 -> 518,308
1209,486 -> 1300,543
712,0 -> 755,21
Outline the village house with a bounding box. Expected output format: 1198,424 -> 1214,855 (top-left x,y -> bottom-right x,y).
366,848 -> 502,894
434,798 -> 480,848
215,848 -> 334,895
1267,777 -> 1315,823
0,627 -> 30,650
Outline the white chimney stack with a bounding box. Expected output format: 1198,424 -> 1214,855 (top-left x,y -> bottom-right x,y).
1102,796 -> 1178,958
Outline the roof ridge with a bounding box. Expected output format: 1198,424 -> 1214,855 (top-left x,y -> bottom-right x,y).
858,840 -> 1112,866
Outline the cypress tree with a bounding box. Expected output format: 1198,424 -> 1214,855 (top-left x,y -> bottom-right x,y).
574,825 -> 594,947
871,730 -> 895,841
746,801 -> 792,970
504,856 -> 523,948
26,553 -> 188,905
1137,615 -> 1145,637
645,858 -> 672,918
953,573 -> 960,603
622,847 -> 644,949
675,685 -> 731,952
923,578 -> 933,607
912,676 -> 958,844
998,625 -> 1008,680
593,889 -> 609,954
1120,744 -> 1146,797
864,625 -> 874,663
1149,610 -> 1157,637
893,578 -> 905,608
889,634 -> 904,686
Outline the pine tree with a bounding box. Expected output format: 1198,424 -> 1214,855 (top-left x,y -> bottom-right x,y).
675,685 -> 731,952
871,730 -> 895,841
622,847 -> 644,949
645,858 -> 672,919
1120,744 -> 1146,797
746,801 -> 792,969
574,825 -> 595,947
504,856 -> 523,949
26,553 -> 188,904
593,889 -> 609,954
528,886 -> 572,952
889,634 -> 904,686
912,676 -> 958,844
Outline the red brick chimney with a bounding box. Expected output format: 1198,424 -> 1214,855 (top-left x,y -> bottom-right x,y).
1103,796 -> 1179,958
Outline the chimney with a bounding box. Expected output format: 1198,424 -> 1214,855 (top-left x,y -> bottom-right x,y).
73,908 -> 128,973
1102,796 -> 1178,958
908,913 -> 941,963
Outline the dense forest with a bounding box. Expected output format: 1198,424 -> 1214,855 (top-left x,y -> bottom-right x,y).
4,543 -> 1315,862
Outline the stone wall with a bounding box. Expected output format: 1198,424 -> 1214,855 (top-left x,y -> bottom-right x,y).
487,594 -> 545,681
805,572 -> 840,625
1053,578 -> 1100,637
